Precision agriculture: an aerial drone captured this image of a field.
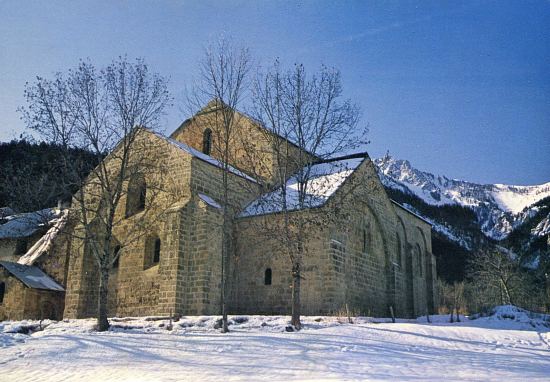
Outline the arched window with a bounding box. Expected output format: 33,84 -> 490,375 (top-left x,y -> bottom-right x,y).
0,282 -> 5,304
202,128 -> 212,155
126,175 -> 146,217
112,245 -> 121,269
153,238 -> 161,264
264,268 -> 272,285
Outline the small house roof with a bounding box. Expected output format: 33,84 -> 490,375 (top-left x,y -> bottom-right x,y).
0,261 -> 64,291
0,207 -> 16,219
0,208 -> 60,240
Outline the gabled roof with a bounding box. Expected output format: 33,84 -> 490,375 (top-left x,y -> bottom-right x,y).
239,157 -> 365,217
0,208 -> 60,240
150,130 -> 259,184
0,261 -> 64,291
170,101 -> 321,162
18,210 -> 69,266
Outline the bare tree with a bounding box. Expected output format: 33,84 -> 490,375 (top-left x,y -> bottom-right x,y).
438,280 -> 465,322
20,58 -> 172,331
247,61 -> 366,329
466,250 -> 530,310
186,37 -> 251,332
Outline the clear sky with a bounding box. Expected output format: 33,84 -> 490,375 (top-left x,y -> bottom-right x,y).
1,1 -> 548,185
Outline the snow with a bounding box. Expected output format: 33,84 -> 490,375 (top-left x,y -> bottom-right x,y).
18,209 -> 68,266
532,213 -> 550,237
240,158 -> 364,217
492,183 -> 550,214
198,193 -> 222,209
0,208 -> 60,239
374,156 -> 550,240
1,307 -> 549,381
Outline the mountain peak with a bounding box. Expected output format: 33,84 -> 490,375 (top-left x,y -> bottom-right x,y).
373,157 -> 550,240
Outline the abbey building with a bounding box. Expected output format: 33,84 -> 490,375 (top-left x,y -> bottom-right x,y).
0,103 -> 437,321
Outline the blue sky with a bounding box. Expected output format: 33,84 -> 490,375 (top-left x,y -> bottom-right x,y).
1,1 -> 548,185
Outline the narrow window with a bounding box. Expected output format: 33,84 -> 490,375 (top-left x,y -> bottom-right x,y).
126,175 -> 146,217
264,268 -> 272,285
153,238 -> 161,264
0,282 -> 5,304
202,128 -> 212,155
112,245 -> 121,269
138,185 -> 146,211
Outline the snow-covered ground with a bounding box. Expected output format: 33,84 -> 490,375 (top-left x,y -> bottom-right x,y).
1,306 -> 549,381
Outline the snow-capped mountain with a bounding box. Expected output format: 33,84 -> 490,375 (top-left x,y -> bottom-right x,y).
374,155 -> 550,241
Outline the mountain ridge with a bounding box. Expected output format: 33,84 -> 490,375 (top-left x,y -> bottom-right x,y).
373,155 -> 550,241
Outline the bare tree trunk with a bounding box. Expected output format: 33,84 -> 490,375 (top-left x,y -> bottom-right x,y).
97,267 -> 110,331
500,278 -> 512,305
291,262 -> 301,329
221,217 -> 231,333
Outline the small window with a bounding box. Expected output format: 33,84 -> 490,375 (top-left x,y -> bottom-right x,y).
153,239 -> 161,264
362,228 -> 368,254
112,245 -> 121,269
202,128 -> 212,155
264,268 -> 272,285
0,282 -> 5,304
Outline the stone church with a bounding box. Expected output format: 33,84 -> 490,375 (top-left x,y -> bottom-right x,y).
0,103 -> 436,321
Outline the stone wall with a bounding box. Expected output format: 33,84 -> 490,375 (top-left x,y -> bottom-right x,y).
63,128 -> 260,318
171,105 -> 317,184
63,130 -> 194,318
394,205 -> 436,317
232,158 -> 437,318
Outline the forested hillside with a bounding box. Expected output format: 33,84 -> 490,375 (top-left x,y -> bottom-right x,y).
0,140 -> 101,212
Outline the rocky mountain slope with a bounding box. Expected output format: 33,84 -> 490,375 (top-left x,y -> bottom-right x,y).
374,155 -> 550,241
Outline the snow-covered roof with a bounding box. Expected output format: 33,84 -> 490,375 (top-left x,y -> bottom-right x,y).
198,193 -> 222,209
0,207 -> 16,219
18,210 -> 69,266
151,130 -> 258,184
240,158 -> 364,217
0,208 -> 60,240
0,261 -> 64,291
